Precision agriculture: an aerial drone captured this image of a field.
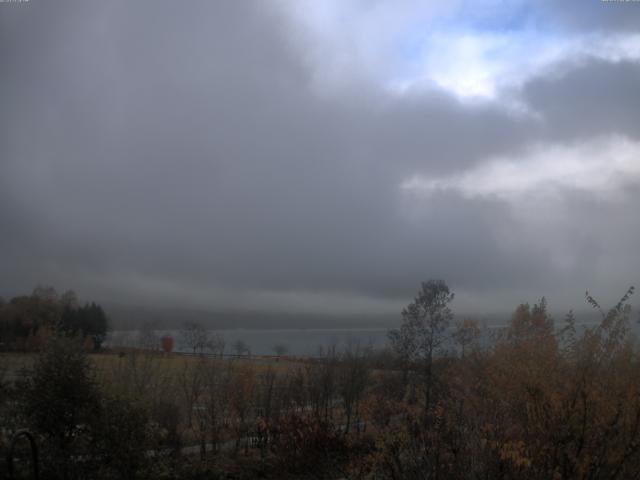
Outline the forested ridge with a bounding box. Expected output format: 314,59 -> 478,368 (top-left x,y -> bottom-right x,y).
0,286 -> 108,352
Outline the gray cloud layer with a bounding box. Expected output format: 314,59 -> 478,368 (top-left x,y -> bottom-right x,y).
1,1 -> 639,320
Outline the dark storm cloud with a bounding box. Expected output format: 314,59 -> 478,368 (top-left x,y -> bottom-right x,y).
538,0 -> 640,33
1,0 -> 639,318
523,60 -> 640,142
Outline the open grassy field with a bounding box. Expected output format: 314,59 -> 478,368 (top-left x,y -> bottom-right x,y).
1,350 -> 304,386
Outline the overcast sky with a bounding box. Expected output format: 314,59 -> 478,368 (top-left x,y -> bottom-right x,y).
1,0 -> 640,320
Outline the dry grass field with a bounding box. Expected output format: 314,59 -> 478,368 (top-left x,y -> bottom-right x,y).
1,350 -> 305,387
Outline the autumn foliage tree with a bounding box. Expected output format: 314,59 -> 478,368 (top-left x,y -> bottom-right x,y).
0,286 -> 109,351
367,284 -> 640,480
17,335 -> 100,479
452,318 -> 481,358
161,335 -> 175,353
388,279 -> 454,414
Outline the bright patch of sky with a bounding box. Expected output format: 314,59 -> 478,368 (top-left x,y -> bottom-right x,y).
281,0 -> 640,100
390,29 -> 568,98
401,135 -> 640,202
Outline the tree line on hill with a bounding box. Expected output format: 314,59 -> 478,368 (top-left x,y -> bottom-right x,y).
0,286 -> 108,351
1,280 -> 640,479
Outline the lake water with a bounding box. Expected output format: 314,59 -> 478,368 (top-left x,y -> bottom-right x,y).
105,320 -> 609,357
106,328 -> 390,356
